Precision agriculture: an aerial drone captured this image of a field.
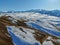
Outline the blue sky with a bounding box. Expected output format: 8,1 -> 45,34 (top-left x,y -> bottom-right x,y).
0,0 -> 60,11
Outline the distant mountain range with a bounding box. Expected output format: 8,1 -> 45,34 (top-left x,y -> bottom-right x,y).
25,9 -> 60,17
0,9 -> 60,17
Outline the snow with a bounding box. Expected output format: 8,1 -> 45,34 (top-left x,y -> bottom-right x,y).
6,12 -> 60,37
5,12 -> 60,45
43,41 -> 54,45
7,26 -> 41,45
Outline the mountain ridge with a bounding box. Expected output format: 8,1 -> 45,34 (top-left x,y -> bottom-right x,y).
0,9 -> 60,17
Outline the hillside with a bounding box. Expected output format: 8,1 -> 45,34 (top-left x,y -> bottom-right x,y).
0,12 -> 60,45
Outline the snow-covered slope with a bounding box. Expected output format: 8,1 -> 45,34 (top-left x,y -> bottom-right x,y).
6,12 -> 60,37
0,12 -> 60,45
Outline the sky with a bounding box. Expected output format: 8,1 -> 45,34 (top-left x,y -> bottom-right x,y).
0,0 -> 60,11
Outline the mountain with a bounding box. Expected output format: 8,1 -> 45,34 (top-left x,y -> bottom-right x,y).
0,12 -> 60,45
0,9 -> 60,17
25,9 -> 60,17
